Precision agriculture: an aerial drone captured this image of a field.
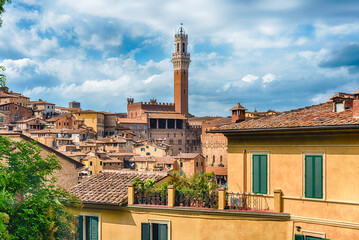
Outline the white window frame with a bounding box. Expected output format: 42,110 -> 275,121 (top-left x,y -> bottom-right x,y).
301,229 -> 326,238
249,151 -> 270,195
301,151 -> 326,200
148,219 -> 171,240
79,212 -> 101,240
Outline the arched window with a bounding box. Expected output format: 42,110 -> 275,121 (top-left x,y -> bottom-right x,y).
0,116 -> 3,122
177,43 -> 179,53
182,43 -> 185,53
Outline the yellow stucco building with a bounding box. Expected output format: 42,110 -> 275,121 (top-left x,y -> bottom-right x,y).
70,170 -> 291,240
211,91 -> 359,239
68,92 -> 359,240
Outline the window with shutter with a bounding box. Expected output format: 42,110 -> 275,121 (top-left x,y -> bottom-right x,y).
294,234 -> 304,240
252,154 -> 267,194
77,216 -> 83,240
305,155 -> 323,199
85,216 -> 99,240
141,223 -> 150,240
142,222 -> 169,240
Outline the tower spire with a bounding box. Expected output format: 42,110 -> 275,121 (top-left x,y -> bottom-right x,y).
172,24 -> 190,117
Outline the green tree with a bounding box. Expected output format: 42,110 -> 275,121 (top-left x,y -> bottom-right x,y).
0,1 -> 11,88
0,136 -> 80,239
0,0 -> 11,27
0,66 -> 6,88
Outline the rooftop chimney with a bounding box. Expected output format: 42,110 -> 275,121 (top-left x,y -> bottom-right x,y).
230,103 -> 247,123
353,90 -> 359,118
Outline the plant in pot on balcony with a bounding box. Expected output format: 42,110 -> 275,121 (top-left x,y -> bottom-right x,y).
132,178 -> 146,204
144,178 -> 157,205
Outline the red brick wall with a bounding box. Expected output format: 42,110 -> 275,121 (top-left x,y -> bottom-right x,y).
0,103 -> 33,122
174,70 -> 188,116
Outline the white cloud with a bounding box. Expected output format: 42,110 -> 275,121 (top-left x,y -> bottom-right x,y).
262,73 -> 276,84
23,86 -> 49,97
143,74 -> 159,84
0,58 -> 38,79
315,23 -> 359,37
223,82 -> 231,91
242,74 -> 259,83
311,92 -> 332,104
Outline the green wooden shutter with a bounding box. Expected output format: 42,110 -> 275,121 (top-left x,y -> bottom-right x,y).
76,216 -> 83,240
294,234 -> 304,240
158,223 -> 168,240
252,155 -> 260,193
305,155 -> 323,199
89,216 -> 99,240
141,223 -> 150,240
253,155 -> 267,194
314,156 -> 323,199
305,156 -> 314,198
260,155 -> 267,194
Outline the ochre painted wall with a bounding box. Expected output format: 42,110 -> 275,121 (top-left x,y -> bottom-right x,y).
71,206 -> 291,240
226,130 -> 359,239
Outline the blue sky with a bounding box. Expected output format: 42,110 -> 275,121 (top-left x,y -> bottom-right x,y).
1,0 -> 359,116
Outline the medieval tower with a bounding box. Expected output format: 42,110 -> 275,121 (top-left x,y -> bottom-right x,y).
172,25 -> 190,117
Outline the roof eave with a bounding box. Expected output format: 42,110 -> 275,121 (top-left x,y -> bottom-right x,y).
209,124 -> 359,134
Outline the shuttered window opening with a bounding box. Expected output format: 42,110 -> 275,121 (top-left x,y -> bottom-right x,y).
76,215 -> 99,240
295,234 -> 330,240
77,216 -> 84,240
252,154 -> 268,194
305,155 -> 323,199
141,222 -> 168,240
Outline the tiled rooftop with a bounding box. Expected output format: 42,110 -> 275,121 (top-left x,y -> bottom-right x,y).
206,166 -> 227,176
173,153 -> 201,159
70,170 -> 168,205
215,102 -> 359,131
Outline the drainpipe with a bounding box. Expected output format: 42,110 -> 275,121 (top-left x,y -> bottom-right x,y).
243,149 -> 246,193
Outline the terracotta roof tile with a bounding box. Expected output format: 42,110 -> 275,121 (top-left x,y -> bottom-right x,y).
206,166 -> 227,176
173,153 -> 201,159
215,102 -> 359,131
70,170 -> 168,205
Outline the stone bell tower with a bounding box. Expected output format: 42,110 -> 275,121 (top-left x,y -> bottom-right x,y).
172,24 -> 190,117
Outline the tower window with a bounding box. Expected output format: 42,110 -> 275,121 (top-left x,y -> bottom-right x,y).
177,43 -> 179,53
182,43 -> 185,53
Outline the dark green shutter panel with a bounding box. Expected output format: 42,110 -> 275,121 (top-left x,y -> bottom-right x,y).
294,234 -> 304,240
252,155 -> 260,193
305,156 -> 313,198
260,155 -> 267,194
89,216 -> 99,240
305,155 -> 323,199
314,156 -> 323,199
158,223 -> 168,240
141,223 -> 150,240
77,216 -> 83,240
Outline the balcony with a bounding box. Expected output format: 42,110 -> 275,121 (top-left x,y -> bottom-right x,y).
128,185 -> 279,212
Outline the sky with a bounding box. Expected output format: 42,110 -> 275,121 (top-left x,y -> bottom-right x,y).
0,0 -> 359,117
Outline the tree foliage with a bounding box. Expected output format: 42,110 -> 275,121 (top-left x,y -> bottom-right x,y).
0,136 -> 80,240
0,0 -> 11,27
0,66 -> 6,88
0,1 -> 11,87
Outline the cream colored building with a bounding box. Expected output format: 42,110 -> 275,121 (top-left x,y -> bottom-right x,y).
134,142 -> 171,157
81,152 -> 103,175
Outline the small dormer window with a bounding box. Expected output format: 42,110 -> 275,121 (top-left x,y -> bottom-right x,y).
335,102 -> 344,112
